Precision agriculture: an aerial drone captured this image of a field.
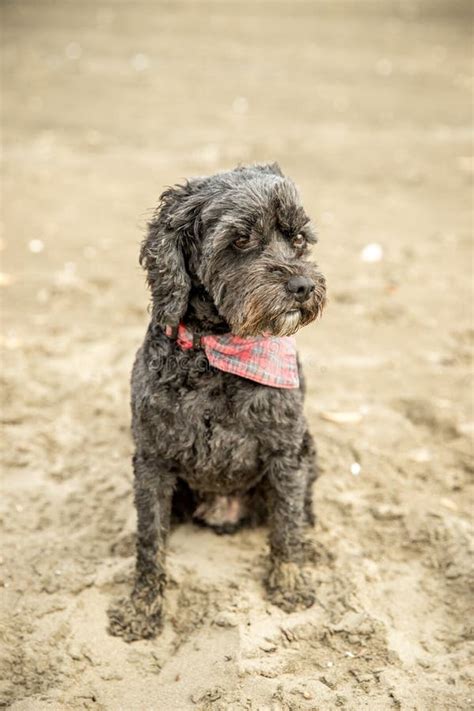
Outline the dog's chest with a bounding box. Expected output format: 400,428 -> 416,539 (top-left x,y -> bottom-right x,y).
146,366 -> 304,494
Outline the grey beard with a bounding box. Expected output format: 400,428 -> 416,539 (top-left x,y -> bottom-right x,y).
271,310 -> 302,336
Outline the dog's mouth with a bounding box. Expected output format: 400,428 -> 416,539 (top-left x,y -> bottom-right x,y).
219,272 -> 326,338
271,290 -> 326,337
270,308 -> 303,337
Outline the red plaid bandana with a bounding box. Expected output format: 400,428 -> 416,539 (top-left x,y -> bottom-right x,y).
165,323 -> 299,389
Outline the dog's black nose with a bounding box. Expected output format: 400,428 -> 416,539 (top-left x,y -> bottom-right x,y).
286,275 -> 315,303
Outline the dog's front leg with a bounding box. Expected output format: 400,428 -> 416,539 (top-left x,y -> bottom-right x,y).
265,459 -> 316,612
108,451 -> 174,641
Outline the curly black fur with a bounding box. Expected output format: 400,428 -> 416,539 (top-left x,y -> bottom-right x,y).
108,164 -> 326,641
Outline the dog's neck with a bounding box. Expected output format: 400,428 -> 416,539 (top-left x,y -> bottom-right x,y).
181,284 -> 230,335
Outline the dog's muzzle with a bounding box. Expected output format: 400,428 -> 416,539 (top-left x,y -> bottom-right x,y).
286,275 -> 315,303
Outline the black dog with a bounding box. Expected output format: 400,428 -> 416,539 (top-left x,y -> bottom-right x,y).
108,163 -> 326,641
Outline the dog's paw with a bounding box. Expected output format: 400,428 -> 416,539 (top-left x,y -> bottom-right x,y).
301,538 -> 334,566
265,561 -> 315,613
107,594 -> 163,642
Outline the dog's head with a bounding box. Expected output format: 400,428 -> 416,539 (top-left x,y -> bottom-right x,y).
140,164 -> 326,337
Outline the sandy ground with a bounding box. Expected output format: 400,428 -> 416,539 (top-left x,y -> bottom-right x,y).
1,1 -> 473,709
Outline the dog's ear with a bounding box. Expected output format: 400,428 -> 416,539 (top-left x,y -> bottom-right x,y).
140,182 -> 204,326
255,162 -> 284,178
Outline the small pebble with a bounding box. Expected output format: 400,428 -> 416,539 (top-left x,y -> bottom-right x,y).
360,243 -> 383,263
29,239 -> 44,253
321,411 -> 363,425
408,448 -> 432,463
371,504 -> 402,520
213,612 -> 238,628
131,53 -> 150,71
440,498 -> 457,511
457,421 -> 474,437
350,462 -> 361,477
37,288 -> 50,303
0,273 -> 15,287
232,96 -> 248,115
3,334 -> 22,349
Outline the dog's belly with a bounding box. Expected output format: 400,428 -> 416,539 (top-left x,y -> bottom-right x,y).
179,424 -> 262,495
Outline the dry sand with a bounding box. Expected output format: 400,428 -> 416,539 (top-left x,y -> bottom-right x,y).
1,1 -> 473,709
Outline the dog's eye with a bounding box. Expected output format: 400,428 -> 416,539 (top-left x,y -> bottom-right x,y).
292,234 -> 306,249
233,236 -> 250,250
